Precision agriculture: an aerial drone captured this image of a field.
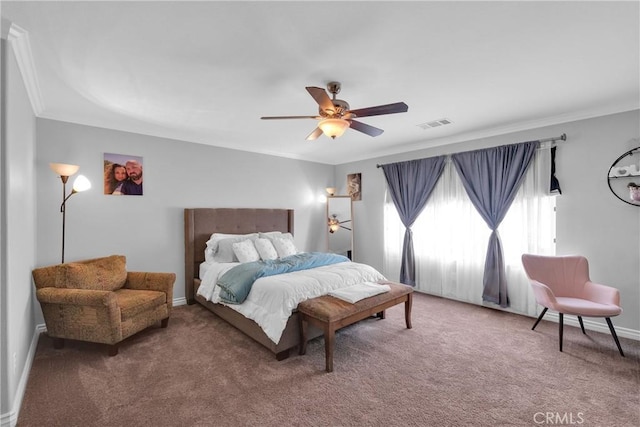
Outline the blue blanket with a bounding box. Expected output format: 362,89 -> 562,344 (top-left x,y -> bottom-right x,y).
217,252 -> 350,304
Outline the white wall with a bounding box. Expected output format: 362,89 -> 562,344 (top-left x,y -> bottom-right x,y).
0,36 -> 37,426
335,110 -> 640,334
554,112 -> 639,334
34,118 -> 334,324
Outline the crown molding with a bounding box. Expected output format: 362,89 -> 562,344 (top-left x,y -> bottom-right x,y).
346,102 -> 640,165
7,23 -> 45,115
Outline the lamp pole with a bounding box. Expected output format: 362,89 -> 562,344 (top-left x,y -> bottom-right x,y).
59,175 -> 68,263
50,163 -> 90,265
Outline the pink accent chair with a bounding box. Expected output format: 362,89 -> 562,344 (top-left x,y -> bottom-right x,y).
521,254 -> 624,356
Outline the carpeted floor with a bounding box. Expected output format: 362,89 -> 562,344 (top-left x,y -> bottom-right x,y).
17,292 -> 640,427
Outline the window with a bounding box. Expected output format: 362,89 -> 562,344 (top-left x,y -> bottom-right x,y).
384,147 -> 556,316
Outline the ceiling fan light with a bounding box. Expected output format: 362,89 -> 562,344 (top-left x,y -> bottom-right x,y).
328,215 -> 341,233
318,118 -> 350,139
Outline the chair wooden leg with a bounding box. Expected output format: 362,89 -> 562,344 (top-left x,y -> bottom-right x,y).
577,316 -> 586,334
558,313 -> 564,352
161,317 -> 170,328
605,318 -> 624,357
108,344 -> 119,357
52,337 -> 64,349
532,307 -> 548,330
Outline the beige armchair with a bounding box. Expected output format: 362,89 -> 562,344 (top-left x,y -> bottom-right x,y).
32,255 -> 176,356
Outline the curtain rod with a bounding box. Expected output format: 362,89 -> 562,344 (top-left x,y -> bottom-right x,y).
539,133 -> 567,144
376,133 -> 567,168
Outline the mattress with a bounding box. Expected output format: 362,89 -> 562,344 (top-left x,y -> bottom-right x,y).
197,259 -> 386,344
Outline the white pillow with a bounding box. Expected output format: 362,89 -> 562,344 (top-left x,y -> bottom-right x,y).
273,237 -> 298,258
205,233 -> 237,262
232,240 -> 261,263
254,238 -> 278,260
258,231 -> 282,239
213,235 -> 258,263
260,232 -> 294,244
206,233 -> 258,253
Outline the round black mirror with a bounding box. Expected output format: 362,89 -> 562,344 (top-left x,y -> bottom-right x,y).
607,145 -> 640,206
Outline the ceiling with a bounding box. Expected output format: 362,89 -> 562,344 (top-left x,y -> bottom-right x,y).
2,1 -> 639,165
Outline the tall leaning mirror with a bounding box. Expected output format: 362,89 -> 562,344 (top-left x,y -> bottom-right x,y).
327,196 -> 353,259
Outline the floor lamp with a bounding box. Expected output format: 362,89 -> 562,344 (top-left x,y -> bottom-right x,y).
49,163 -> 91,263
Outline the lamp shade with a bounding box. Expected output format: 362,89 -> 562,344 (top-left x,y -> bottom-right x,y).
50,163 -> 80,177
318,118 -> 350,139
72,175 -> 91,192
326,187 -> 337,196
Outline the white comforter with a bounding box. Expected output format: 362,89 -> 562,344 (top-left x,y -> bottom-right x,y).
197,259 -> 386,344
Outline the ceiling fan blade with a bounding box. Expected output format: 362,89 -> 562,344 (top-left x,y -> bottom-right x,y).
347,102 -> 408,118
349,120 -> 384,137
261,115 -> 320,120
305,127 -> 323,141
306,86 -> 335,114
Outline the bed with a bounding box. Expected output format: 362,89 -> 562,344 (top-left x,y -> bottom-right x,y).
184,208 -> 386,360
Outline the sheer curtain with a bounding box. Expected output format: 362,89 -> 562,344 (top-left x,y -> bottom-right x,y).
380,156 -> 445,286
451,141 -> 538,307
383,146 -> 556,316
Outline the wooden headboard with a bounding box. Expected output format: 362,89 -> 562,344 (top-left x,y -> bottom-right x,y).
183,208 -> 294,303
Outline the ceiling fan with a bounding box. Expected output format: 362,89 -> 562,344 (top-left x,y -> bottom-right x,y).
260,82 -> 408,140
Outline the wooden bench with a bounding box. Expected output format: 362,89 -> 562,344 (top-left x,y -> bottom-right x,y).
298,281 -> 413,372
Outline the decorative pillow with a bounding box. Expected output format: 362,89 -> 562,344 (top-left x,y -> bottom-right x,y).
254,238 -> 278,260
258,231 -> 282,239
55,255 -> 127,291
214,236 -> 259,263
232,240 -> 261,263
205,233 -> 235,262
272,237 -> 298,258
260,232 -> 294,244
280,232 -> 295,243
205,233 -> 258,262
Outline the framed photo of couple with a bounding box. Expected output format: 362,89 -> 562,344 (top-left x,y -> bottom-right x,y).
103,153 -> 144,196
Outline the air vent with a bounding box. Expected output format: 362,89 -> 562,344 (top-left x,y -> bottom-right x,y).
417,118 -> 453,130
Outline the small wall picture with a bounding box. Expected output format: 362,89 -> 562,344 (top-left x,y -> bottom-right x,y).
103,153 -> 144,196
347,173 -> 361,201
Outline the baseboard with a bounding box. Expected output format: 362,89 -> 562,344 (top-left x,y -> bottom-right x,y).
544,312 -> 640,341
0,407 -> 14,427
173,297 -> 187,307
0,296 -> 187,426
418,290 -> 640,341
2,295 -> 635,427
0,321 -> 42,427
